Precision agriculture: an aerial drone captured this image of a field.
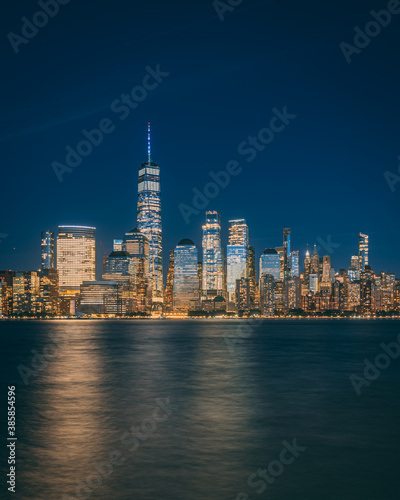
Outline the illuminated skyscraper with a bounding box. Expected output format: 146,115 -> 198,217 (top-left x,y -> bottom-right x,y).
259,249 -> 281,281
290,250 -> 300,278
248,245 -> 257,307
349,255 -> 360,282
173,239 -> 200,311
358,233 -> 369,271
164,250 -> 174,311
137,123 -> 163,304
283,228 -> 291,279
57,226 -> 96,292
310,244 -> 319,276
260,273 -> 275,316
303,248 -> 311,287
202,211 -> 224,299
123,228 -> 151,312
226,219 -> 249,306
41,231 -> 55,269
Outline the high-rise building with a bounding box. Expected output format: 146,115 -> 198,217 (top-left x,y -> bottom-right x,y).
310,244 -> 319,276
361,265 -> 374,314
290,250 -> 299,278
173,239 -> 200,312
286,276 -> 300,310
303,248 -> 311,288
309,274 -> 319,293
358,233 -> 369,271
164,250 -> 174,311
41,231 -> 55,269
39,268 -> 59,315
102,251 -> 135,282
57,226 -> 96,292
12,271 -> 40,315
235,278 -> 250,312
260,273 -> 275,317
201,211 -> 224,300
123,228 -> 151,312
248,245 -> 257,307
321,256 -> 331,284
283,228 -> 291,279
0,271 -> 14,317
259,249 -> 281,281
137,123 -> 163,304
226,219 -> 249,306
349,255 -> 360,282
102,251 -> 137,314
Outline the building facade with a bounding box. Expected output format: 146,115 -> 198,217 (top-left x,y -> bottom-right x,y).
137,123 -> 163,304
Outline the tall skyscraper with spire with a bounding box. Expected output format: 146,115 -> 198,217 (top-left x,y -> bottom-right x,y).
137,123 -> 163,304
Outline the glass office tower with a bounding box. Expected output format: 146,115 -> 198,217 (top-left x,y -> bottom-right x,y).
283,228 -> 291,279
359,232 -> 369,271
173,239 -> 200,312
57,226 -> 96,292
137,123 -> 163,304
226,219 -> 249,305
290,250 -> 300,278
41,231 -> 55,269
123,228 -> 151,312
202,211 -> 224,299
259,249 -> 281,281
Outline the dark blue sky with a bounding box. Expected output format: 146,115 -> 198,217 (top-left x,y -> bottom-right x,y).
1,0 -> 399,278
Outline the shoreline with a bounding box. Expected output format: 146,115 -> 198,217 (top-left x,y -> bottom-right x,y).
1,316 -> 400,321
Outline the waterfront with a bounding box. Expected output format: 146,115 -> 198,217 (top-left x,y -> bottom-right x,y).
1,320 -> 400,499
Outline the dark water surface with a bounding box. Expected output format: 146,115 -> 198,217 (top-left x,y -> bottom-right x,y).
1,319 -> 400,500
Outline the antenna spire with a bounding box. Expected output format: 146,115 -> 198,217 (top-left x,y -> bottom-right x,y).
147,122 -> 151,163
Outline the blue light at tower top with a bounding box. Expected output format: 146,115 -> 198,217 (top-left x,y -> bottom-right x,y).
147,122 -> 151,163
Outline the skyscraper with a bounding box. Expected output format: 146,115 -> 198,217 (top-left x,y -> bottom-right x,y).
283,228 -> 291,279
290,250 -> 300,278
310,244 -> 319,276
226,219 -> 249,306
259,249 -> 281,281
201,211 -> 224,300
173,239 -> 200,312
41,231 -> 55,269
56,226 -> 96,292
123,228 -> 151,312
248,245 -> 257,307
260,273 -> 275,316
137,123 -> 163,304
359,233 -> 369,271
303,248 -> 311,288
164,250 -> 174,311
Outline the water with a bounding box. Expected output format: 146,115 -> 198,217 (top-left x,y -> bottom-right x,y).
1,319 -> 400,500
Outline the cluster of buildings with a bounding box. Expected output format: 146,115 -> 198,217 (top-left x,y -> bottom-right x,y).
1,126 -> 399,318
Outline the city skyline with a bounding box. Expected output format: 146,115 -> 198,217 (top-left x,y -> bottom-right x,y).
2,1 -> 400,278
1,121 -> 399,279
1,123 -> 399,286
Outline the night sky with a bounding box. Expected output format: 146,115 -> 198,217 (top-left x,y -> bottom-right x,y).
1,0 -> 400,278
